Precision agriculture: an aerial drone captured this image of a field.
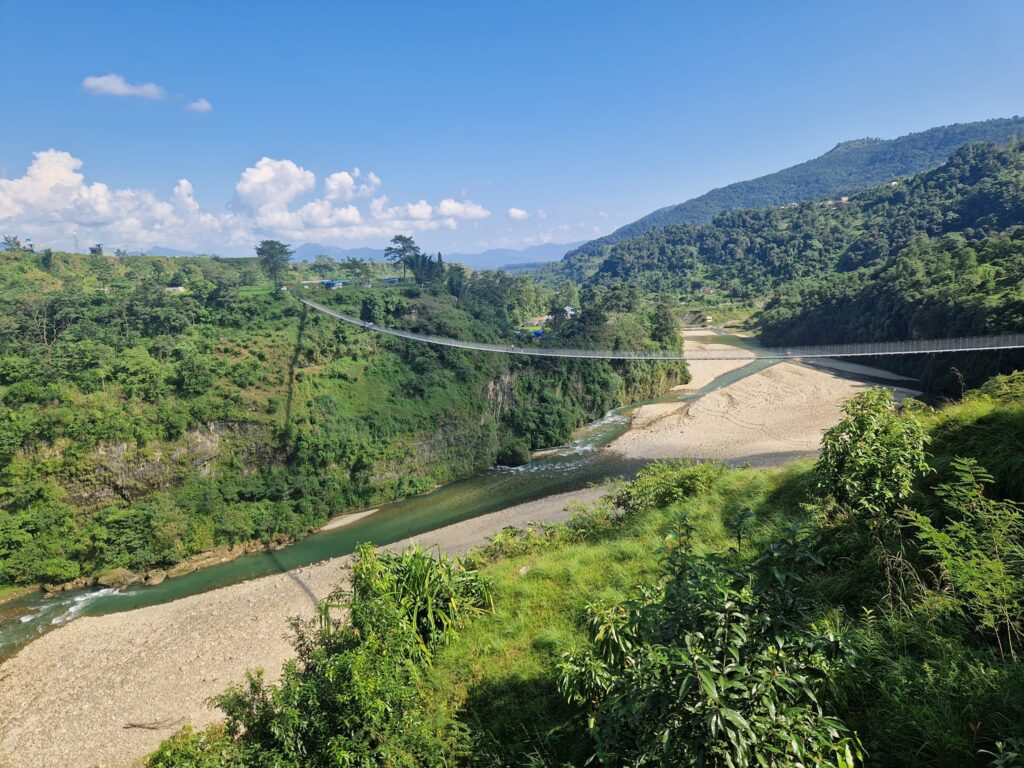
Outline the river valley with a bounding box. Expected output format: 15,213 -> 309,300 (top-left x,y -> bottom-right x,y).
0,330 -> 917,768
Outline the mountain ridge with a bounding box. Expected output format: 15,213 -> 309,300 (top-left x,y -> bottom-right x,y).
563,116 -> 1024,269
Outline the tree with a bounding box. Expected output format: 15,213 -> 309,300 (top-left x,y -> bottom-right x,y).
342,256 -> 372,281
174,346 -> 215,397
311,254 -> 336,279
2,234 -> 22,251
650,295 -> 680,347
255,240 -> 292,287
40,249 -> 58,273
18,295 -> 76,360
384,234 -> 421,281
89,244 -> 104,256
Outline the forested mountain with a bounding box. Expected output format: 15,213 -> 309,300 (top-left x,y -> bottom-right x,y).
563,116 -> 1024,273
580,141 -> 1024,293
0,248 -> 684,588
570,141 -> 1024,390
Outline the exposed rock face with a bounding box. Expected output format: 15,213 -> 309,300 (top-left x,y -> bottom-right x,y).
144,570 -> 167,587
59,421 -> 277,508
484,371 -> 515,416
41,577 -> 91,594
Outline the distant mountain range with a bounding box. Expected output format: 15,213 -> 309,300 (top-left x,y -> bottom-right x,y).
142,246 -> 208,258
563,116 -> 1024,267
289,241 -> 582,270
448,242 -> 584,269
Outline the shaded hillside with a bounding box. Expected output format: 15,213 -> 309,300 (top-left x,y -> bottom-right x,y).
586,142 -> 1024,293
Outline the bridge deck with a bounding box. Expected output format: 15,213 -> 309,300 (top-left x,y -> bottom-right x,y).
300,298 -> 1024,361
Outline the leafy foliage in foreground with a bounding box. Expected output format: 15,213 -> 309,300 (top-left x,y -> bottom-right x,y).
814,388 -> 930,529
559,528 -> 862,767
148,545 -> 491,767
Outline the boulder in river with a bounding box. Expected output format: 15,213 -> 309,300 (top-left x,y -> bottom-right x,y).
96,567 -> 141,589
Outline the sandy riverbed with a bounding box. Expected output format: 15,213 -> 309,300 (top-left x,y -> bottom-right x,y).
609,360 -> 918,466
674,329 -> 757,390
0,487 -> 605,768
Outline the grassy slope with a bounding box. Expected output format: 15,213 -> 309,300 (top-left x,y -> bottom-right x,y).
422,381 -> 1024,766
428,465 -> 812,764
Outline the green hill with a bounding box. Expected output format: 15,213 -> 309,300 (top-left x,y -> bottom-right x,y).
568,141 -> 1024,390
0,249 -> 684,589
563,116 -> 1024,276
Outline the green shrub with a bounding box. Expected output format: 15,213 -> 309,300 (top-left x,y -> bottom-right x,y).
496,437 -> 531,466
559,525 -> 862,767
611,459 -> 725,515
149,545 -> 491,766
814,388 -> 929,532
905,459 -> 1024,657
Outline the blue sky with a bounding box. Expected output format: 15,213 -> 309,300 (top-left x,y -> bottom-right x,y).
1,0 -> 1022,256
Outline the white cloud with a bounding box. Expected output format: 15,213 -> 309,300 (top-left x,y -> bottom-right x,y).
507,207 -> 530,220
82,73 -> 165,99
185,98 -> 213,113
370,196 -> 436,223
324,168 -> 381,201
437,198 -> 490,220
234,157 -> 316,211
0,149 -> 500,253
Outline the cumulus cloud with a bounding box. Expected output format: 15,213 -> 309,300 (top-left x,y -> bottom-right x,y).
0,149 -> 498,253
370,196 -> 435,222
324,168 -> 381,201
234,157 -> 316,211
507,207 -> 530,220
82,73 -> 165,99
437,198 -> 490,220
185,98 -> 213,113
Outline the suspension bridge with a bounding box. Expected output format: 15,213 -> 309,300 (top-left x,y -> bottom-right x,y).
300,298 -> 1024,361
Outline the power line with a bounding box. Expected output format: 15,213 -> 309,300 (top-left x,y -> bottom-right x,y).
300,298 -> 1024,361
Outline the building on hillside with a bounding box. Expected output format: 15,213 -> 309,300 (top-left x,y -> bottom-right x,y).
164,286 -> 187,294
